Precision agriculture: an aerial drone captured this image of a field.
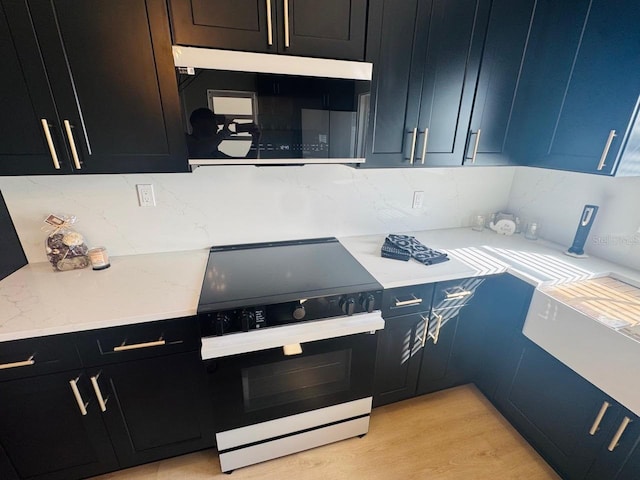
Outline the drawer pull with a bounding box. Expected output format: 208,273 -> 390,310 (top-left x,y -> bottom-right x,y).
69,376 -> 88,416
394,296 -> 423,307
589,401 -> 611,435
444,287 -> 473,300
90,372 -> 108,412
113,338 -> 165,352
428,311 -> 443,345
0,355 -> 35,370
608,417 -> 632,452
420,315 -> 429,348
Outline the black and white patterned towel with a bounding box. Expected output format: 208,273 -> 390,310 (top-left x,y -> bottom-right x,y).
381,234 -> 449,266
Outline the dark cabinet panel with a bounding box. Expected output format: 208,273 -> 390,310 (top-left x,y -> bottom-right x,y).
363,0 -> 420,166
97,352 -> 214,467
169,0 -> 276,53
373,312 -> 426,407
0,192 -> 27,281
513,0 -> 640,175
2,0 -> 188,175
467,0 -> 536,166
497,342 -> 621,479
0,371 -> 118,480
169,0 -> 366,60
0,2 -> 67,175
415,0 -> 490,167
616,436 -> 640,480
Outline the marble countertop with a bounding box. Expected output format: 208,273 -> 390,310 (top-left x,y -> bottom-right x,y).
1,227 -> 637,342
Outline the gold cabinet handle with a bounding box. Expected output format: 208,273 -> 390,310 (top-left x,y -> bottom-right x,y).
420,128 -> 429,165
470,129 -> 482,164
427,311 -> 443,345
420,314 -> 429,348
0,355 -> 35,370
597,129 -> 616,171
409,127 -> 418,165
283,0 -> 290,48
589,401 -> 611,435
266,0 -> 273,46
444,287 -> 473,300
608,416 -> 632,452
40,119 -> 61,169
90,372 -> 108,412
394,296 -> 422,307
113,338 -> 166,352
63,120 -> 82,170
69,376 -> 88,416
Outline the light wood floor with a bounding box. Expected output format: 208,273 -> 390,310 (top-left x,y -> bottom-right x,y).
91,385 -> 558,480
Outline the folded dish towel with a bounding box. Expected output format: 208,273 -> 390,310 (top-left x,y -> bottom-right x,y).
381,234 -> 449,266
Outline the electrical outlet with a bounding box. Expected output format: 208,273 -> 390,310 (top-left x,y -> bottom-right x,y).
136,184 -> 156,207
412,191 -> 424,209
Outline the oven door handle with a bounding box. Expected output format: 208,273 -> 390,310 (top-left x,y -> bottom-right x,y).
201,312 -> 385,360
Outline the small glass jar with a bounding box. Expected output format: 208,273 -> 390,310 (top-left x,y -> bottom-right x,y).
525,222 -> 539,240
472,215 -> 486,232
88,247 -> 110,270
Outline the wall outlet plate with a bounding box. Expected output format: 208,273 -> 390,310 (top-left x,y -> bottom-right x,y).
136,184 -> 156,207
412,191 -> 424,209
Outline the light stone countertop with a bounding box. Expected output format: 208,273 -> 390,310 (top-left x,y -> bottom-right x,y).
1,227 -> 638,342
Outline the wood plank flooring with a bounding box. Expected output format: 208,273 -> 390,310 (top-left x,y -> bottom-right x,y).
91,384 -> 558,480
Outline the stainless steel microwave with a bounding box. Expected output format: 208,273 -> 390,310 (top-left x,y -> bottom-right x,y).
172,47 -> 372,166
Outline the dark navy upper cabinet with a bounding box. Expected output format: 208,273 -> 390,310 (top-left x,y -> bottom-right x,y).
0,0 -> 188,175
169,0 -> 368,61
512,0 -> 640,176
363,0 -> 536,168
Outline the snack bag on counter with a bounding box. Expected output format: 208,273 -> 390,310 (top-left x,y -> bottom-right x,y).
43,214 -> 90,271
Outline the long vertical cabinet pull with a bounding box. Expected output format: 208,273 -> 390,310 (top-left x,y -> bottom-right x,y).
427,311 -> 443,345
589,401 -> 611,435
283,0 -> 290,48
419,314 -> 429,348
597,130 -> 617,171
69,377 -> 88,416
90,372 -> 108,412
266,0 -> 273,45
63,120 -> 82,170
608,417 -> 632,452
420,128 -> 429,165
40,119 -> 61,170
470,129 -> 482,164
409,128 -> 418,164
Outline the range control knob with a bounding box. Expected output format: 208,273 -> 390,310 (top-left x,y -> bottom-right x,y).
340,296 -> 356,316
214,312 -> 232,336
360,294 -> 376,313
293,304 -> 306,320
240,309 -> 255,332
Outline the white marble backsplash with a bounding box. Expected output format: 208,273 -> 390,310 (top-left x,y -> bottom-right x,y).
0,165 -> 515,263
507,167 -> 640,270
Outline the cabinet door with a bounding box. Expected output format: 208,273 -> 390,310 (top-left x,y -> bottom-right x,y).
169,0 -> 276,53
0,1 -> 68,175
25,0 -> 188,174
497,342 -> 621,479
515,0 -> 640,175
363,0 -> 421,167
373,312 -> 426,407
586,411 -> 640,480
276,0 -> 367,60
95,352 -> 214,468
414,0 -> 491,167
466,0 -> 536,166
0,192 -> 27,281
0,371 -> 118,480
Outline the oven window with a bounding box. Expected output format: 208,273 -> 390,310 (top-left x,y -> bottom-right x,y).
241,350 -> 352,412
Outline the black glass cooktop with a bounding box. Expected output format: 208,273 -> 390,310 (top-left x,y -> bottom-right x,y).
197,237 -> 381,312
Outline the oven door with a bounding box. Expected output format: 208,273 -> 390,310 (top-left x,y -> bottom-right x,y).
204,331 -> 377,433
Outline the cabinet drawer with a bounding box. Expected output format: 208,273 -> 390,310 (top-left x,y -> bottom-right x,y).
382,284 -> 434,317
0,334 -> 81,382
76,317 -> 200,366
431,277 -> 484,310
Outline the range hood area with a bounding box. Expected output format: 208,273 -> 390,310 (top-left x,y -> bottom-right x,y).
172,47 -> 373,167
